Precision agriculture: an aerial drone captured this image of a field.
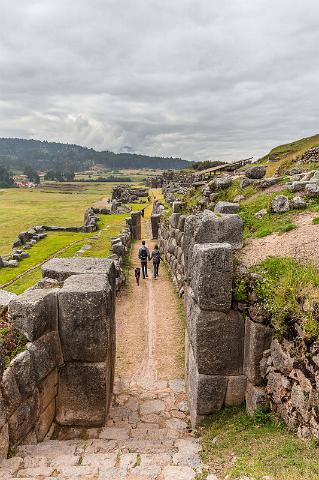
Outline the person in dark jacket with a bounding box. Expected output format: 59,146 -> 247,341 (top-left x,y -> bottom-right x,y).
150,244 -> 162,279
138,240 -> 150,279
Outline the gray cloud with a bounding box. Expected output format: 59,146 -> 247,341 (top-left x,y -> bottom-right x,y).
1,0 -> 319,161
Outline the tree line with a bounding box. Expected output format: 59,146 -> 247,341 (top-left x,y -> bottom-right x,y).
0,138 -> 191,171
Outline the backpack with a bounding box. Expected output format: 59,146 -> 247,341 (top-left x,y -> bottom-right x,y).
140,247 -> 148,261
152,250 -> 161,263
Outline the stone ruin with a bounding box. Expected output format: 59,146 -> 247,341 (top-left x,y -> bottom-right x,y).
111,185 -> 148,204
156,207 -> 319,438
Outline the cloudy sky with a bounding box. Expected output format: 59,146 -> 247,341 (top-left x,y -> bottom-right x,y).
1,0 -> 319,162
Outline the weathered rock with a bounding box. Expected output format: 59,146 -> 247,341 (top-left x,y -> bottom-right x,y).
1,367 -> 22,416
0,423 -> 9,461
290,196 -> 306,209
214,201 -> 240,214
42,257 -> 116,285
0,290 -> 17,315
245,166 -> 266,179
225,375 -> 247,406
185,293 -> 244,375
27,332 -> 63,383
244,318 -> 272,385
186,342 -> 227,426
245,382 -> 269,415
184,210 -> 243,274
259,176 -> 282,188
254,208 -> 267,219
56,362 -> 108,427
10,351 -> 36,397
270,339 -> 294,375
189,243 -> 233,311
241,177 -> 253,188
305,183 -> 319,196
58,274 -> 114,363
9,289 -> 58,341
8,393 -> 40,446
271,195 -> 290,213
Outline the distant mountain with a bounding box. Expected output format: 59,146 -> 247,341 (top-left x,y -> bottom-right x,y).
0,138 -> 191,171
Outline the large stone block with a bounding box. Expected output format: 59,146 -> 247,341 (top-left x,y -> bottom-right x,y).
27,332 -> 63,383
214,201 -> 240,214
10,351 -> 36,398
245,381 -> 269,416
38,368 -> 58,412
225,375 -> 247,406
56,363 -> 109,427
244,319 -> 272,385
190,243 -> 232,311
0,424 -> 9,461
1,367 -> 22,416
184,210 -> 243,273
42,257 -> 116,286
0,290 -> 17,315
58,274 -> 114,362
185,290 -> 244,375
8,392 -> 39,446
186,341 -> 227,427
151,214 -> 161,239
36,399 -> 55,442
8,289 -> 58,341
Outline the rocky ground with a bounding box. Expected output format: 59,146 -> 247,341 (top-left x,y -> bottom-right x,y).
239,211 -> 319,268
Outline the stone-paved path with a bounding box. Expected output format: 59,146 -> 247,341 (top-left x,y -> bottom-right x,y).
0,215 -> 210,479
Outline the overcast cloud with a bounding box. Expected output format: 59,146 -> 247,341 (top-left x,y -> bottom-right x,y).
1,0 -> 319,161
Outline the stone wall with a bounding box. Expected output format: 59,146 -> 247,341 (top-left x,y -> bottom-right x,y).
0,216 -> 134,458
159,210 -> 245,426
235,285 -> 319,440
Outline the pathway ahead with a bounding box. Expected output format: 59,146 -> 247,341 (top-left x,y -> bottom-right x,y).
0,210 -> 207,479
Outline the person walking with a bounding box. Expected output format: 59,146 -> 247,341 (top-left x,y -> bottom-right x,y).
150,244 -> 162,279
138,240 -> 150,279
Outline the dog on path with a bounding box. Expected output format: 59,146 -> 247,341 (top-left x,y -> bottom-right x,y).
134,267 -> 141,286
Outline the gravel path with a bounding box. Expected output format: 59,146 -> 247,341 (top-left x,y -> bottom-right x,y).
239,211 -> 319,268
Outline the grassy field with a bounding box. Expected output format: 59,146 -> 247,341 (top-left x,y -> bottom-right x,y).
0,182 -> 132,256
0,181 -> 149,293
200,406 -> 319,480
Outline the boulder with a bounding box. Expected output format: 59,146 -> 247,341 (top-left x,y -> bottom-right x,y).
0,290 -> 17,315
9,289 -> 59,341
290,196 -> 306,209
305,183 -> 319,196
255,208 -> 267,219
259,176 -> 282,189
214,201 -> 240,214
271,195 -> 290,213
245,382 -> 269,416
245,166 -> 266,179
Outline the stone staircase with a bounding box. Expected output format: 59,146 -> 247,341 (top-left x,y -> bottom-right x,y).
0,378 -> 215,480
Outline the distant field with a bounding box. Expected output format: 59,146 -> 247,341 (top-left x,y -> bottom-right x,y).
0,181 -> 149,293
0,182 -> 134,256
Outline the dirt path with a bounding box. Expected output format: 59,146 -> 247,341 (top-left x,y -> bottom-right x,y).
239,211 -> 319,268
116,217 -> 184,381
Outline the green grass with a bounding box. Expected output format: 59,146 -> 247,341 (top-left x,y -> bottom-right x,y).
257,133 -> 319,176
0,182 -> 134,256
200,406 -> 319,480
0,231 -> 90,288
235,256 -> 319,338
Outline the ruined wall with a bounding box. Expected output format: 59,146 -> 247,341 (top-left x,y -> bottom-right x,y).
0,211 -> 135,458
235,289 -> 319,440
159,210 -> 245,426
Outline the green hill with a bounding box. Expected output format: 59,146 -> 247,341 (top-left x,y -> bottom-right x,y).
0,138 -> 191,172
259,133 -> 319,176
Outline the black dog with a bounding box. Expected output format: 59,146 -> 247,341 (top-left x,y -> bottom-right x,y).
135,267 -> 141,286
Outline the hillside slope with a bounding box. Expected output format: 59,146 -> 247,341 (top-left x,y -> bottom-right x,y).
0,138 -> 191,171
259,133 -> 319,176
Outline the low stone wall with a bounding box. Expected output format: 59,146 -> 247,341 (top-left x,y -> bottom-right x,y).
235,285 -> 319,439
0,214 -> 135,458
1,288 -> 63,458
